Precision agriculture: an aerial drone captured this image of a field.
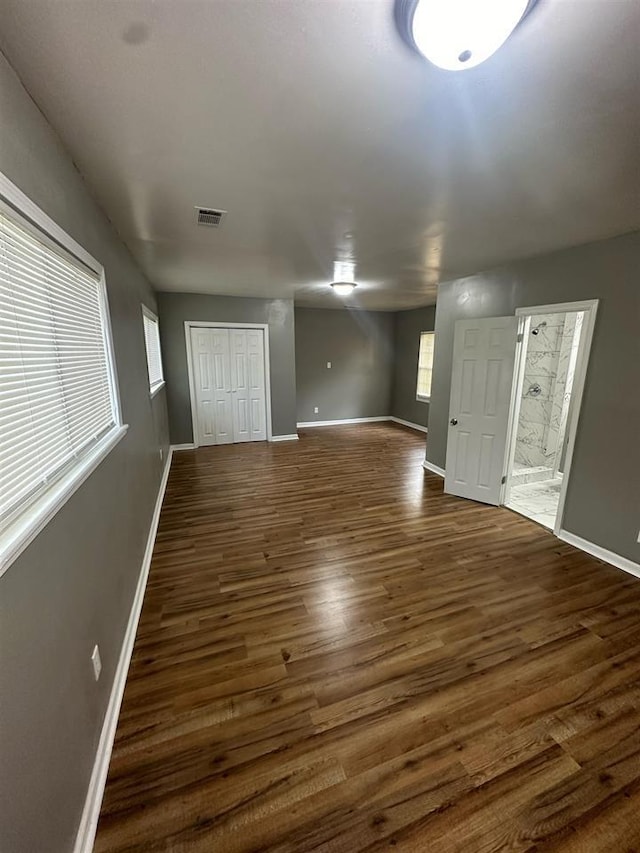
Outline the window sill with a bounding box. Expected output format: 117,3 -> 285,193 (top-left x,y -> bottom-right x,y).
416,395 -> 431,403
150,381 -> 166,399
0,424 -> 128,578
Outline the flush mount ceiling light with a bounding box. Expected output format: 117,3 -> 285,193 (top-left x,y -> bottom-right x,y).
330,260 -> 357,296
396,0 -> 538,71
331,282 -> 357,297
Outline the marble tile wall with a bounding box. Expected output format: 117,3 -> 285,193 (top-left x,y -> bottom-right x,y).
548,312 -> 583,474
514,313 -> 565,469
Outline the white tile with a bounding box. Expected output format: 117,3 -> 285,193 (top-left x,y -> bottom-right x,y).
514,443 -> 547,468
516,421 -> 546,447
521,375 -> 553,401
527,325 -> 562,352
519,398 -> 553,426
526,350 -> 561,376
533,511 -> 557,529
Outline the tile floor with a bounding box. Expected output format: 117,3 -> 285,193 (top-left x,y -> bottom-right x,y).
506,477 -> 562,529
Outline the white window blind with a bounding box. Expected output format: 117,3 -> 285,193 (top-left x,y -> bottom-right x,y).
142,308 -> 164,393
416,331 -> 435,400
0,208 -> 117,531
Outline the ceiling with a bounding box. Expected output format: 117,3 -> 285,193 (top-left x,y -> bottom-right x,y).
0,0 -> 638,310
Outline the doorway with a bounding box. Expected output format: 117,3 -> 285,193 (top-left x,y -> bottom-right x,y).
502,301 -> 597,532
443,300 -> 597,535
185,322 -> 272,447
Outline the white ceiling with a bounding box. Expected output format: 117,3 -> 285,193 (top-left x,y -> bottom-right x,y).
0,0 -> 638,310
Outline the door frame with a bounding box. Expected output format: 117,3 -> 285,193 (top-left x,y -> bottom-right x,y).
500,300 -> 599,534
184,321 -> 273,447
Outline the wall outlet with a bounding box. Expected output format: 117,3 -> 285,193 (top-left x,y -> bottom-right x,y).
91,645 -> 102,681
327,361 -> 332,369
314,407 -> 319,414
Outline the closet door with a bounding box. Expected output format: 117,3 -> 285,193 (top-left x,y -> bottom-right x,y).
190,327 -> 233,445
229,328 -> 267,442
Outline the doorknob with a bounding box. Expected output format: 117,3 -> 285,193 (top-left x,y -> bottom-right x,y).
450,418 -> 458,426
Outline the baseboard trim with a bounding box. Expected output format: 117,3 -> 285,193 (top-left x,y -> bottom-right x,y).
422,459 -> 445,478
557,529 -> 640,579
270,434 -> 299,442
389,416 -> 428,434
297,416 -> 391,428
171,443 -> 195,451
73,449 -> 173,853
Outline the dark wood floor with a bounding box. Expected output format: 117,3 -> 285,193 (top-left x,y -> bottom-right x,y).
95,424 -> 640,852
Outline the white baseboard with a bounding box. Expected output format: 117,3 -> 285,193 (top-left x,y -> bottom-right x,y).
389,416 -> 428,434
423,459 -> 445,478
557,529 -> 640,579
270,434 -> 299,442
171,443 -> 195,451
297,416 -> 391,428
296,417 -> 428,433
73,449 -> 173,853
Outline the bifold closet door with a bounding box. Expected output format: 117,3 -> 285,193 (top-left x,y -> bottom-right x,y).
190,327 -> 267,446
190,327 -> 233,445
229,328 -> 267,442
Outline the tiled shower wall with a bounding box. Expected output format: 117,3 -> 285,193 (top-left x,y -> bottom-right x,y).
514,312 -> 581,470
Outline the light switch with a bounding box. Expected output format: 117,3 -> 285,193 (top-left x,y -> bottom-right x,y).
327,362 -> 332,369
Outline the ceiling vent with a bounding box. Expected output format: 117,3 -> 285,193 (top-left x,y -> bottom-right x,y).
195,207 -> 227,227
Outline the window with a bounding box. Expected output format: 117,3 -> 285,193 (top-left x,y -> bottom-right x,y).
416,331 -> 435,401
142,307 -> 164,395
0,183 -> 124,573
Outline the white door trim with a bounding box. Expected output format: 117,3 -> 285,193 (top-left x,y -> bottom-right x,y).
502,300 -> 599,535
184,321 -> 273,447
500,315 -> 530,507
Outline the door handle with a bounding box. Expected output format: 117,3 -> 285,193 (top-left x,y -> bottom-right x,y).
450,418 -> 458,426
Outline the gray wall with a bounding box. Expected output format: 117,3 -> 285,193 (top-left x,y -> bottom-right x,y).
391,306 -> 436,427
157,292 -> 297,442
427,231 -> 640,562
295,307 -> 394,423
0,52 -> 169,852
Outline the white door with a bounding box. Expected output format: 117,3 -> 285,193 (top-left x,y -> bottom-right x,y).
444,317 -> 518,505
190,327 -> 233,445
229,329 -> 267,442
245,329 -> 267,441
191,326 -> 268,446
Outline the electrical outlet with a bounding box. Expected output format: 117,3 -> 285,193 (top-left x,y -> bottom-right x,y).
327,361 -> 331,369
91,645 -> 102,681
314,407 -> 319,414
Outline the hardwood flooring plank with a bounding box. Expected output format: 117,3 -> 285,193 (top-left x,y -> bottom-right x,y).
95,424 -> 640,852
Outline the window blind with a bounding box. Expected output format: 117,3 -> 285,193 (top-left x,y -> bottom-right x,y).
0,209 -> 117,530
142,309 -> 164,392
416,331 -> 435,399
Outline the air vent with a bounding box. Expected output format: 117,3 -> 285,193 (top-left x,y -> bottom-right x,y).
195,207 -> 227,227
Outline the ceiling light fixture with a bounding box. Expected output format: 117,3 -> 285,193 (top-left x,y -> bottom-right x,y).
395,0 -> 538,71
330,260 -> 357,296
331,282 -> 357,297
